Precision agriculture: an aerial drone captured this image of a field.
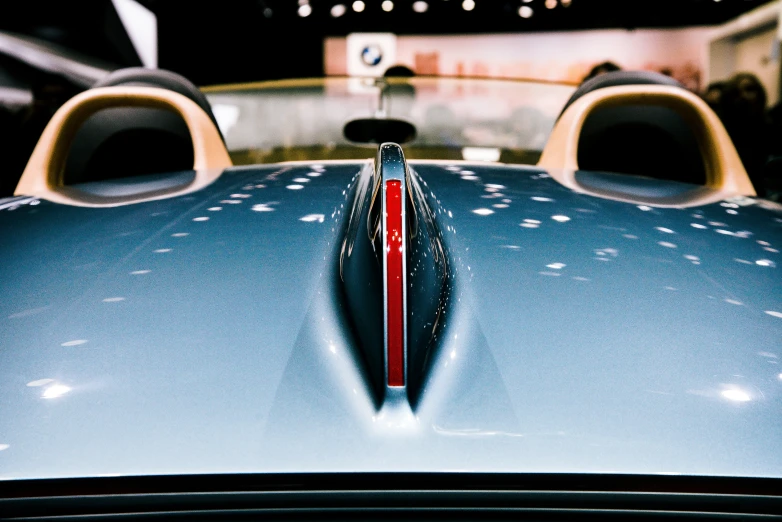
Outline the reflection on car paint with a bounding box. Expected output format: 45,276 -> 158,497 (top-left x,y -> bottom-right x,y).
1,160 -> 781,480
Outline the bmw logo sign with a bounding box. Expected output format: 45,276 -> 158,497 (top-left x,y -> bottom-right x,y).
361,45 -> 383,67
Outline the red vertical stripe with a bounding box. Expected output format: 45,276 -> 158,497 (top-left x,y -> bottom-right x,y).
386,180 -> 405,387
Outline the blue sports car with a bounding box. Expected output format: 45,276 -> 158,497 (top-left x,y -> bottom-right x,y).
1,67 -> 781,519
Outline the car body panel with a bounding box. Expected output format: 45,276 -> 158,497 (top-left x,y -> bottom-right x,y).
1,161 -> 781,480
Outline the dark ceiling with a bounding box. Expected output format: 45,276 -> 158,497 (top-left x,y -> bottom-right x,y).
141,0 -> 777,34
0,0 -> 776,84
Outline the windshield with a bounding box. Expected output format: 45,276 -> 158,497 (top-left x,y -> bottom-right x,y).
203,77 -> 576,165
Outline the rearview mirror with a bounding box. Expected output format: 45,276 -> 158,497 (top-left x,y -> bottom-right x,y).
344,118 -> 417,145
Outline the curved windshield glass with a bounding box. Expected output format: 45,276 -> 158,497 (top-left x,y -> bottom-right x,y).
203,77 -> 576,165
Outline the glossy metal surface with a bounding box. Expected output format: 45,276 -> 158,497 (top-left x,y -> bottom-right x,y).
1,160 -> 781,480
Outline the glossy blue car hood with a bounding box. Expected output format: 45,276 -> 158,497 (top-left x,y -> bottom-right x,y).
1,161 -> 781,480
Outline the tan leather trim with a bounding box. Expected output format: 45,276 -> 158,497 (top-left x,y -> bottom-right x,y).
537,84 -> 756,207
15,86 -> 232,208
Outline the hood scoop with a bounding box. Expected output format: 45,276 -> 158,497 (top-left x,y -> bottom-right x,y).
340,143 -> 451,409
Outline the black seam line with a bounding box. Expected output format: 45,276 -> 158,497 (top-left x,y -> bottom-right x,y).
7,507 -> 781,520
2,474 -> 782,498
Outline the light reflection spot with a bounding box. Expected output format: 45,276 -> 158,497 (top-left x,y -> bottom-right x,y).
293,178 -> 310,183
721,388 -> 751,402
492,204 -> 509,209
154,248 -> 172,253
207,207 -> 222,211
658,241 -> 677,248
758,240 -> 771,246
539,271 -> 562,277
27,378 -> 55,387
691,223 -> 708,229
461,175 -> 478,180
193,217 -> 209,222
546,262 -> 566,269
252,204 -> 275,212
655,227 -> 675,234
726,209 -> 738,215
724,299 -> 743,305
623,234 -> 638,239
307,172 -> 322,177
0,444 -> 8,451
300,214 -> 325,223
42,384 -> 71,399
764,247 -> 779,253
131,270 -> 151,275
520,223 -> 539,228
485,184 -> 505,189
287,184 -> 305,190
684,255 -> 700,261
221,200 -> 242,204
472,208 -> 494,216
531,196 -> 553,202
230,194 -> 252,198
171,233 -> 189,237
572,276 -> 590,281
637,205 -> 652,211
756,259 -> 776,267
61,340 -> 87,347
735,258 -> 753,264
765,311 -> 782,319
552,215 -> 571,222
102,297 -> 125,303
709,221 -> 727,226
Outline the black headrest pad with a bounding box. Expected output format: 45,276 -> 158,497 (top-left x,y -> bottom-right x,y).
93,67 -> 222,136
64,68 -> 222,185
558,71 -> 706,185
559,71 -> 684,120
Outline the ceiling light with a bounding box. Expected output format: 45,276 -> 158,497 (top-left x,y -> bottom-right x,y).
412,1 -> 428,12
519,5 -> 533,17
382,0 -> 394,11
545,0 -> 556,8
462,0 -> 475,10
561,0 -> 572,6
353,0 -> 365,12
297,3 -> 312,16
331,3 -> 346,16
